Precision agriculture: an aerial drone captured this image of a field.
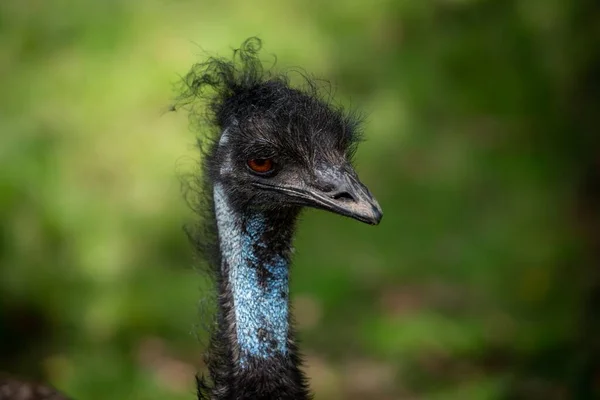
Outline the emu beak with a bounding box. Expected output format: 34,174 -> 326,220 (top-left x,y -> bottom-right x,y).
252,165 -> 382,224
304,166 -> 383,225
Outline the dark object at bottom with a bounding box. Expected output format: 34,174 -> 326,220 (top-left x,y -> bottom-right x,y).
0,375 -> 70,400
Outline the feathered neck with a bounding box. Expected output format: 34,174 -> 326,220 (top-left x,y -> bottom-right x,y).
197,183 -> 310,399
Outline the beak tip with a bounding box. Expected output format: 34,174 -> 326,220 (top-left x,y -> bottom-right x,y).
370,206 -> 383,225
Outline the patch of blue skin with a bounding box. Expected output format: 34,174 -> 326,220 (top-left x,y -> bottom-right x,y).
214,184 -> 289,366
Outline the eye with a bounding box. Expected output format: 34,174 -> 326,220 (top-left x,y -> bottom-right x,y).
247,158 -> 274,174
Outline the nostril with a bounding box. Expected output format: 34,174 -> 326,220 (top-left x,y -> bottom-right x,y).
332,191 -> 355,201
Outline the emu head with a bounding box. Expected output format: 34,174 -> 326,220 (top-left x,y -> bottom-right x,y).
178,38 -> 382,225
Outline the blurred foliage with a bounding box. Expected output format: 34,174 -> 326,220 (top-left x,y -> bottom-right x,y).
1,0 -> 599,399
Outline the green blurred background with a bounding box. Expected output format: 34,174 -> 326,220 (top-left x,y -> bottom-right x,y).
1,0 -> 599,399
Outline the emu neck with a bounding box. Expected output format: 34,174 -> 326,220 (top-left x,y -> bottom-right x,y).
214,183 -> 292,362
212,184 -> 307,398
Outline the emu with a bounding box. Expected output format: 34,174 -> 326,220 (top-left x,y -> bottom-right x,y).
0,38 -> 382,400
180,38 -> 382,399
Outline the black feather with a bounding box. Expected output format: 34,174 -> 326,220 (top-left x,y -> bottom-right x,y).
174,36 -> 363,270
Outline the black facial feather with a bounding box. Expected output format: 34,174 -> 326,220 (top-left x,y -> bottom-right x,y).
174,37 -> 363,164
174,36 -> 366,277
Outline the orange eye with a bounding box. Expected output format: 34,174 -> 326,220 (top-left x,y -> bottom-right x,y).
247,158 -> 274,174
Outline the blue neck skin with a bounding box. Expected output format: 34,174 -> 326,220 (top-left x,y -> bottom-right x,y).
213,184 -> 290,366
